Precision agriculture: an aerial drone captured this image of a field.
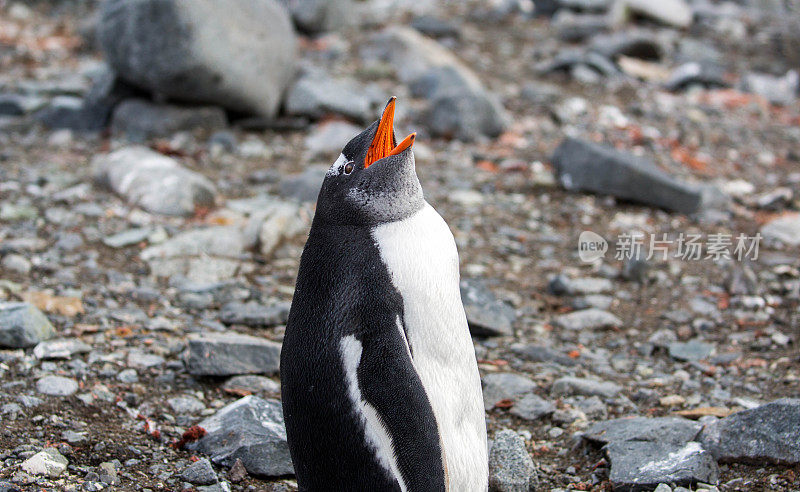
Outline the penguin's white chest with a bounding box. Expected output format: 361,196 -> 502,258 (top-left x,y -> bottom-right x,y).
371,203 -> 488,491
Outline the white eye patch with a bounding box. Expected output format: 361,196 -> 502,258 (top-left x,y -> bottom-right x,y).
326,153 -> 351,177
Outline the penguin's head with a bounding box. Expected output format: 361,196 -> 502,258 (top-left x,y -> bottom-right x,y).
314,97 -> 424,227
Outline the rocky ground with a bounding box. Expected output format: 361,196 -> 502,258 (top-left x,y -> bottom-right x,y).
1,0 -> 799,491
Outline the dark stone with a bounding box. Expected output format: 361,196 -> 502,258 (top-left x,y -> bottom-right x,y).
509,393 -> 556,421
410,16 -> 461,39
0,302 -> 56,348
605,441 -> 719,492
34,96 -> 109,132
111,99 -> 227,140
511,344 -> 578,366
553,12 -> 610,42
537,49 -> 621,78
425,91 -> 509,141
189,395 -> 293,477
460,279 -> 516,337
589,31 -> 662,60
663,62 -> 729,92
0,94 -> 45,116
699,398 -> 800,465
181,458 -> 217,485
584,416 -> 702,446
668,340 -> 714,361
551,137 -> 705,214
277,0 -> 352,34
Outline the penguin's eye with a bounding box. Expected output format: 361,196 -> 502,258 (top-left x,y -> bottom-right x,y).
343,161 -> 354,175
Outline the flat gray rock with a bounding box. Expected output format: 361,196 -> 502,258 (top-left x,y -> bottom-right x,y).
699,398 -> 800,465
460,279 -> 516,337
185,332 -> 281,376
554,308 -> 622,330
489,429 -> 538,492
511,344 -> 578,367
482,373 -> 536,411
548,275 -> 613,296
219,302 -> 290,328
613,0 -> 693,28
140,226 -> 247,261
509,393 -> 556,421
168,395 -> 206,414
668,340 -> 714,361
21,448 -> 69,478
223,375 -> 281,396
605,441 -> 719,492
98,0 -> 296,117
551,377 -> 622,398
33,338 -> 91,359
551,137 -> 706,214
102,228 -> 153,248
93,146 -> 217,216
584,416 -> 702,446
0,302 -> 56,348
37,375 -> 79,396
189,395 -> 293,476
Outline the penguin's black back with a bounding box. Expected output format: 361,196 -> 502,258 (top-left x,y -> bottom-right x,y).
281,219 -> 446,491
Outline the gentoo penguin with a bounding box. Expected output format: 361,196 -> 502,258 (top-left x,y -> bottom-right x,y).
281,97 -> 488,491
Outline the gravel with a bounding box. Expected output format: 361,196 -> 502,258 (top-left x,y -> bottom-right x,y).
0,1 -> 798,490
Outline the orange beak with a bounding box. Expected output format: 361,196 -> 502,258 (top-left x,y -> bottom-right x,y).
364,97 -> 416,169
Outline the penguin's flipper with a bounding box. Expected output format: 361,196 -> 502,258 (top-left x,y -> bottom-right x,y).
341,326 -> 447,492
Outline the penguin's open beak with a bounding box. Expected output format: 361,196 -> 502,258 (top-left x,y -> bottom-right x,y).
364,97 -> 416,169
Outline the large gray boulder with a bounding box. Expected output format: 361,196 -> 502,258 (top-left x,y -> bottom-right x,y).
98,0 -> 297,117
